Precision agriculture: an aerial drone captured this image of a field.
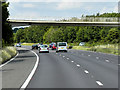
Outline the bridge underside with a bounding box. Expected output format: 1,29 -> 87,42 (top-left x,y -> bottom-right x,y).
9,21 -> 119,27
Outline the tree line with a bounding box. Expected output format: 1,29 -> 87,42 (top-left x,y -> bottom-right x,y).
14,25 -> 120,45
2,1 -> 13,47
61,13 -> 120,22
85,13 -> 120,17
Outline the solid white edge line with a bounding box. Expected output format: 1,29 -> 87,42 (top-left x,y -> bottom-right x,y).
20,50 -> 39,89
96,81 -> 103,86
0,53 -> 19,68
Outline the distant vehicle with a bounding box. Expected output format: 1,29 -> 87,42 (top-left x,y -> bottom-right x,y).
56,42 -> 67,52
16,43 -> 21,47
38,43 -> 43,48
38,45 -> 49,53
32,44 -> 39,49
68,45 -> 73,49
52,43 -> 56,50
79,42 -> 85,46
49,42 -> 55,48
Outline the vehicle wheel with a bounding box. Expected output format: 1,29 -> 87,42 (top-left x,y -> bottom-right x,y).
48,51 -> 49,53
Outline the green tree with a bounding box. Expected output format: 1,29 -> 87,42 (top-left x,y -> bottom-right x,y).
15,29 -> 25,43
106,28 -> 119,43
43,26 -> 55,43
2,1 -> 13,46
51,28 -> 64,42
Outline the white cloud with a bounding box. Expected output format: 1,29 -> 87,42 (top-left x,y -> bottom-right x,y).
56,2 -> 82,10
100,7 -> 112,14
100,4 -> 118,14
84,6 -> 94,11
22,4 -> 35,8
9,12 -> 40,20
113,5 -> 118,12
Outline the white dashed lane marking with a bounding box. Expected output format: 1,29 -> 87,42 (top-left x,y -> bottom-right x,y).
96,81 -> 103,86
67,58 -> 69,60
88,55 -> 91,56
71,61 -> 74,63
105,60 -> 110,62
63,56 -> 65,58
56,53 -> 58,54
84,70 -> 89,74
96,57 -> 99,59
76,64 -> 80,67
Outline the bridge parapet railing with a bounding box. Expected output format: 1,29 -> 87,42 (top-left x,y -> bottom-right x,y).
62,17 -> 120,22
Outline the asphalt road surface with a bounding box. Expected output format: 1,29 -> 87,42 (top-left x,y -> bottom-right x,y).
26,46 -> 118,88
1,46 -> 119,89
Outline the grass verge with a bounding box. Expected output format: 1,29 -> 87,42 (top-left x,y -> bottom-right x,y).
72,44 -> 119,55
0,46 -> 17,64
21,43 -> 38,46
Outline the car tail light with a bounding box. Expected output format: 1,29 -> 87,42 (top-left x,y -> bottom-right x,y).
40,48 -> 41,50
47,48 -> 49,50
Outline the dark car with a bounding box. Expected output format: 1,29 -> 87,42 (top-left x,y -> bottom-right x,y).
32,44 -> 38,49
16,43 -> 21,47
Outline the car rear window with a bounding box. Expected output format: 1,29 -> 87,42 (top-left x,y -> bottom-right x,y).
59,43 -> 66,46
44,45 -> 48,47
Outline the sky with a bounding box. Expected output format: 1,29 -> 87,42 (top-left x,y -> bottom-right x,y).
7,0 -> 119,20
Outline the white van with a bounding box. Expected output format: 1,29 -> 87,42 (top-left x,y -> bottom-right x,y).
56,42 -> 67,52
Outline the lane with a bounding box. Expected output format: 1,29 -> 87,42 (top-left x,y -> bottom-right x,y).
1,45 -> 118,88
69,49 -> 118,65
2,47 -> 37,88
59,49 -> 118,88
27,50 -> 100,88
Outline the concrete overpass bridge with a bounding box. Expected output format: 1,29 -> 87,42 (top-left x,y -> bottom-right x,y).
8,19 -> 120,27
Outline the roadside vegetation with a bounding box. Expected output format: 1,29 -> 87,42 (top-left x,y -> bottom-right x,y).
14,26 -> 119,44
60,13 -> 120,22
0,47 -> 17,64
73,44 -> 119,55
14,24 -> 119,55
21,43 -> 39,46
1,1 -> 17,64
2,2 -> 14,47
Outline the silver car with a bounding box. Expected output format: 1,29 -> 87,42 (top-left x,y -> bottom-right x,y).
38,45 -> 49,53
56,42 -> 67,52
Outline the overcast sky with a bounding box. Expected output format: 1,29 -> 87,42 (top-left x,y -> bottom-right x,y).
7,0 -> 119,20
